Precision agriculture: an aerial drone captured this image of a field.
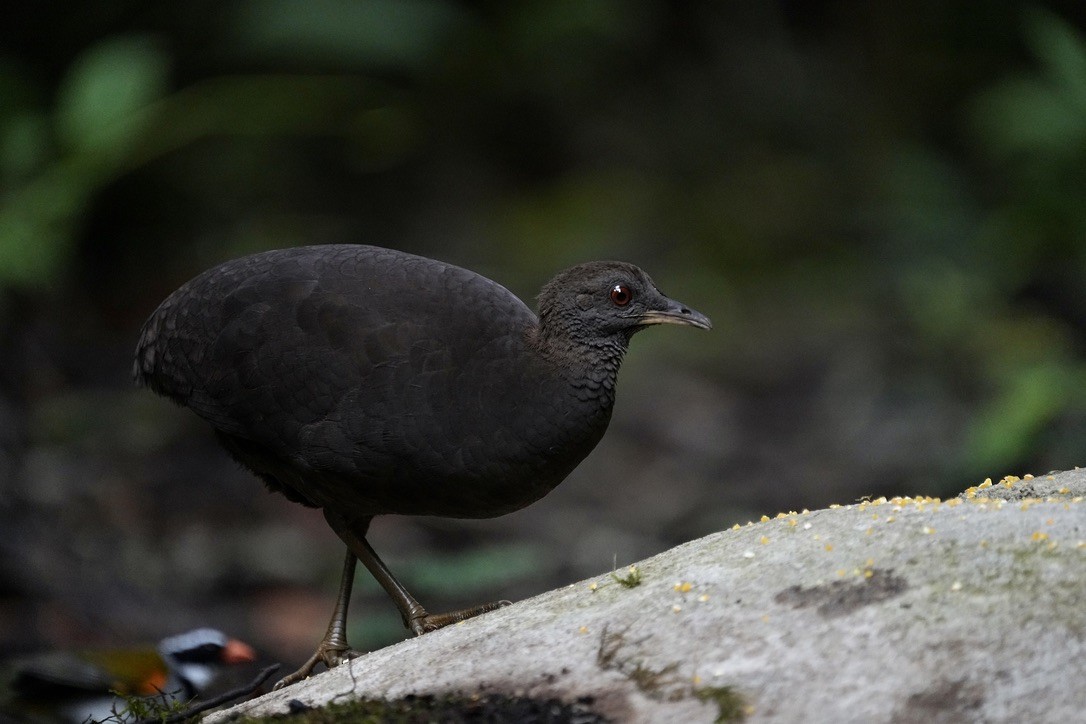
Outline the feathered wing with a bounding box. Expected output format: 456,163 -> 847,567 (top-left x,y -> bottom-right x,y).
134,245 -> 538,510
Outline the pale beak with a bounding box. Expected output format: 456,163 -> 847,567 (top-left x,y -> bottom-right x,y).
639,297 -> 712,330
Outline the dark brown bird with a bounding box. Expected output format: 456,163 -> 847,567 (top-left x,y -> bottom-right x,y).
134,244 -> 710,687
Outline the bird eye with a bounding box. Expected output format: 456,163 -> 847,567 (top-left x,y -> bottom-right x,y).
609,284 -> 632,306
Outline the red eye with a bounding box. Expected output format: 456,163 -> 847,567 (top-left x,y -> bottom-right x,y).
609,284 -> 632,306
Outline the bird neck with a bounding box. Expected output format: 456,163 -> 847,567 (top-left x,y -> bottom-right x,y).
529,326 -> 630,396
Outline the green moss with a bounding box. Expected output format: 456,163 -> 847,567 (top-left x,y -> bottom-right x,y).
79,689 -> 191,723
609,564 -> 643,588
236,698 -> 405,724
627,661 -> 680,698
695,685 -> 747,723
235,692 -> 608,723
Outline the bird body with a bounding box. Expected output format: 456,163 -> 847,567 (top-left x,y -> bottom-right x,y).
134,244 -> 710,687
137,245 -> 631,520
1,628 -> 256,723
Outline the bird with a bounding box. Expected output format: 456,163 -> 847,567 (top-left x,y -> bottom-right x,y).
1,628 -> 257,723
133,244 -> 711,688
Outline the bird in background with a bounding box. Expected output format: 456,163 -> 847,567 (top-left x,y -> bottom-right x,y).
134,244 -> 711,688
1,628 -> 257,723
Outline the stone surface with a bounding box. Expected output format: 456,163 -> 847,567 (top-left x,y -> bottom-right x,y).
209,470 -> 1086,723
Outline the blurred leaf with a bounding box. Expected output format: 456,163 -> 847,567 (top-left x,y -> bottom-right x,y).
231,0 -> 465,71
964,363 -> 1083,472
54,36 -> 169,157
971,10 -> 1086,159
1,112 -> 50,180
0,61 -> 50,182
128,75 -> 386,162
0,37 -> 169,291
1024,7 -> 1086,108
973,77 -> 1086,157
0,164 -> 89,288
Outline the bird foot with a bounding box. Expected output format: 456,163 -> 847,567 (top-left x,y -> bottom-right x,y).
409,599 -> 512,635
272,639 -> 360,690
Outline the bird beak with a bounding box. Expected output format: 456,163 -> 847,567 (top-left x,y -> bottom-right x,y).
221,638 -> 258,664
638,298 -> 712,330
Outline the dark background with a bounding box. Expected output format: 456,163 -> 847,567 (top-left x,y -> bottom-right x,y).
2,0 -> 1085,675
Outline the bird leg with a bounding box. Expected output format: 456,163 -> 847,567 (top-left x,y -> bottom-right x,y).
273,549 -> 361,689
324,510 -> 510,636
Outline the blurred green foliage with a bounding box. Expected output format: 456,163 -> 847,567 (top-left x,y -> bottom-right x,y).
1,37 -> 164,287
2,1 -> 1086,489
4,0 -> 1086,666
231,0 -> 465,70
973,7 -> 1086,159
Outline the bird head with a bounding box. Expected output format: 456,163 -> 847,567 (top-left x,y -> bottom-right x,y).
537,261 -> 711,347
158,628 -> 257,697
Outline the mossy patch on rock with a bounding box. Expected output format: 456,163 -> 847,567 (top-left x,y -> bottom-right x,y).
694,685 -> 747,723
233,692 -> 608,723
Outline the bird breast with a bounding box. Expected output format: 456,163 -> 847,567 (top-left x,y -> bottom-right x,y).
291,337 -> 617,519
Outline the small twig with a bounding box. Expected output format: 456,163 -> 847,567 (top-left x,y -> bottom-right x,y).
136,664 -> 281,724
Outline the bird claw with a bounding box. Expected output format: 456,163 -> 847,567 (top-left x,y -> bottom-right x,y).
272,642 -> 360,690
409,599 -> 512,635
274,599 -> 511,688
